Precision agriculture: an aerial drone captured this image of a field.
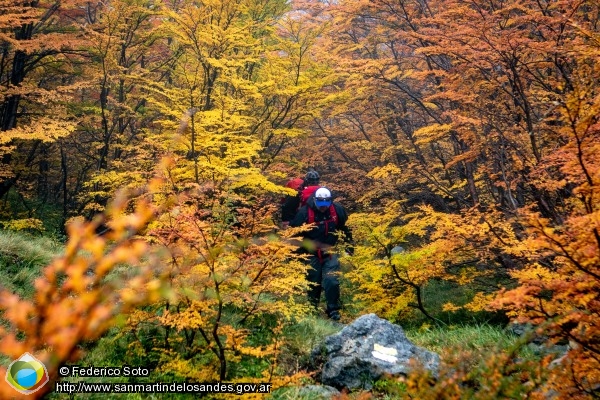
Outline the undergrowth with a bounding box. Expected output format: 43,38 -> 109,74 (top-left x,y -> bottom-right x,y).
0,230 -> 551,399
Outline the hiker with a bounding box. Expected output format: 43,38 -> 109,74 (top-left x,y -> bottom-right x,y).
281,169 -> 321,228
289,187 -> 353,321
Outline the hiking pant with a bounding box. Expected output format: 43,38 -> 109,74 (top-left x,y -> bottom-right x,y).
306,253 -> 340,313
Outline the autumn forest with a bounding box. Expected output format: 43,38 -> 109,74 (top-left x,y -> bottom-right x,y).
0,0 -> 599,398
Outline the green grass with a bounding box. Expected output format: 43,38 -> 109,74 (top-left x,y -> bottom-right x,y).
270,384 -> 341,400
0,230 -> 63,297
406,323 -> 527,356
282,315 -> 343,357
0,230 -> 63,374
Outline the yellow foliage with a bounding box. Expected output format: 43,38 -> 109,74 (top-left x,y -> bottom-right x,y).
442,302 -> 462,312
413,123 -> 453,145
0,218 -> 44,232
132,173 -> 312,383
366,163 -> 403,182
465,292 -> 496,312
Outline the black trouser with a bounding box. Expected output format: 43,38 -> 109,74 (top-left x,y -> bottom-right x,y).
306,253 -> 340,313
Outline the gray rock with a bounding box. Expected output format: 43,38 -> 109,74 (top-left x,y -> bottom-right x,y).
506,321 -> 530,337
311,313 -> 440,390
506,322 -> 547,344
507,322 -> 570,356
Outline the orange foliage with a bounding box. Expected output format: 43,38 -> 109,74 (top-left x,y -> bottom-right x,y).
492,81 -> 600,396
0,188 -> 165,398
294,0 -> 600,395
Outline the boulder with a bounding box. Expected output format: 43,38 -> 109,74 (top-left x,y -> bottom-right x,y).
506,321 -> 547,344
311,313 -> 440,390
506,322 -> 569,357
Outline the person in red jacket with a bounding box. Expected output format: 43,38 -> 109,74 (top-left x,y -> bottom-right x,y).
281,169 -> 320,228
290,187 -> 353,321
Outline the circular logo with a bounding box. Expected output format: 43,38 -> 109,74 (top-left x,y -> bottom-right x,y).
5,353 -> 49,394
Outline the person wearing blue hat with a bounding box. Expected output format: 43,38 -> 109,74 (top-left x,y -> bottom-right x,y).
290,187 -> 353,321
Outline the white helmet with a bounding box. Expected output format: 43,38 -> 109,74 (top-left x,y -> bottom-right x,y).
314,187 -> 332,207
